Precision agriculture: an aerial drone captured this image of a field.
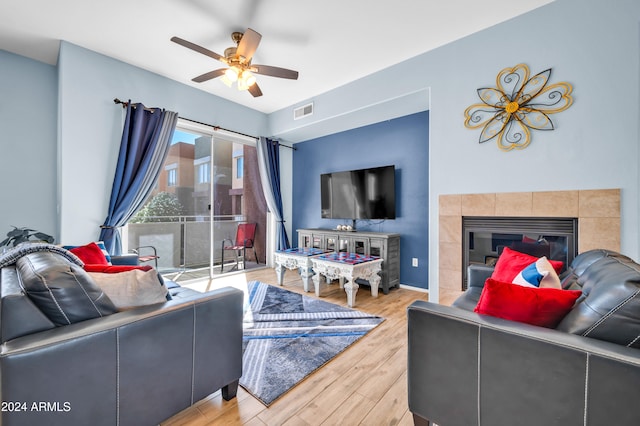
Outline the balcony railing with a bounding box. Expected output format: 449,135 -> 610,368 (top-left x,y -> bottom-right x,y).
126,215 -> 246,273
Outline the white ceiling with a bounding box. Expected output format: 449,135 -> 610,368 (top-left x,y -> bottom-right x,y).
0,0 -> 554,114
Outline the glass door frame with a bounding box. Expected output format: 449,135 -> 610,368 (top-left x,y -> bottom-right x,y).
175,119 -> 265,279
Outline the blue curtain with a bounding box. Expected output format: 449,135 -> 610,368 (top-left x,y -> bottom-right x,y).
100,102 -> 178,255
257,137 -> 290,250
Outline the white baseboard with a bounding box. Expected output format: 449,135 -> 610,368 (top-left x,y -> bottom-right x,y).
398,283 -> 429,293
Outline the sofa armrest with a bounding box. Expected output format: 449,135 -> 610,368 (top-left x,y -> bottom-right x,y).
1,266 -> 56,343
110,253 -> 140,265
449,264 -> 495,311
0,286 -> 244,426
407,301 -> 640,426
467,264 -> 494,288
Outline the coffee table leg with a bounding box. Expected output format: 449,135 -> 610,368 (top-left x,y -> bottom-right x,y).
344,279 -> 359,308
300,266 -> 313,292
369,273 -> 381,297
275,262 -> 285,286
313,273 -> 324,297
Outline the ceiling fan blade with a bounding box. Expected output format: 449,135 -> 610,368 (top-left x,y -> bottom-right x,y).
236,28 -> 262,61
252,65 -> 299,80
248,83 -> 263,97
192,68 -> 227,83
171,36 -> 225,63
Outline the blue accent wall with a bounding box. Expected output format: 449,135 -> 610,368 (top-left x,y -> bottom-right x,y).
292,111 -> 429,289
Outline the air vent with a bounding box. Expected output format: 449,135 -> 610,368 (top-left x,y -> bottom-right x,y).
293,103 -> 313,120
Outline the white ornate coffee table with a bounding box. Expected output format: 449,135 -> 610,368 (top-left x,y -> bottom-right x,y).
310,253 -> 383,307
274,247 -> 329,292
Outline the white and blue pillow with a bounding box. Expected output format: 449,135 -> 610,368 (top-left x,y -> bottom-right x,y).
512,256 -> 562,289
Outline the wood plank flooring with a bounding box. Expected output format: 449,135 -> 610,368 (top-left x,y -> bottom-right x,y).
161,267 -> 430,426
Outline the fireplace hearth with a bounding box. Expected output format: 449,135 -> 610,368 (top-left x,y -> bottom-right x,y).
462,216 -> 577,290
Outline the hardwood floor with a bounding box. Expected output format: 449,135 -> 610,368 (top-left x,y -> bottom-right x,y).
161,267 -> 430,426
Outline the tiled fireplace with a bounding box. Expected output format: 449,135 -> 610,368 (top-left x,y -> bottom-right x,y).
438,189 -> 620,305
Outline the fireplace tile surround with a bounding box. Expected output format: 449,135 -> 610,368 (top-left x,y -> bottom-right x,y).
438,189 -> 620,305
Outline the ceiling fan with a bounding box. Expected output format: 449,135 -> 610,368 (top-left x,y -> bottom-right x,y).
171,28 -> 299,98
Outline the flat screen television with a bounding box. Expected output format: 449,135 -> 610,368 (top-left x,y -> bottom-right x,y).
321,165 -> 396,220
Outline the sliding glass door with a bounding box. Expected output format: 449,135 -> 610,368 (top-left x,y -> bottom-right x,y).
125,119 -> 266,282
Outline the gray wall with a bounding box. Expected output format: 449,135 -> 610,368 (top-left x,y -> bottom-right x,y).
0,50 -> 58,241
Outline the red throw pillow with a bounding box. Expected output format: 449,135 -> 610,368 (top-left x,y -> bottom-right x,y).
83,264 -> 153,273
474,278 -> 582,328
491,247 -> 563,282
69,242 -> 109,265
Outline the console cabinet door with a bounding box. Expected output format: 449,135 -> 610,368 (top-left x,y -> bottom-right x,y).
324,234 -> 339,252
311,234 -> 323,249
352,237 -> 369,255
369,238 -> 384,257
299,232 -> 312,249
338,236 -> 350,253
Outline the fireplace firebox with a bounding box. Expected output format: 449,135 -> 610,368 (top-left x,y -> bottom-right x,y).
462,217 -> 578,290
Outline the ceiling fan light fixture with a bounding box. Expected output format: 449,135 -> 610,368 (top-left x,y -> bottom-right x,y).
236,71 -> 257,91
237,74 -> 249,91
220,74 -> 233,87
244,72 -> 257,87
225,67 -> 239,82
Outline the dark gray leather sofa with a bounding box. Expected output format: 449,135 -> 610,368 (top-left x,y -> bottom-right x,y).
0,250 -> 243,426
408,249 -> 640,426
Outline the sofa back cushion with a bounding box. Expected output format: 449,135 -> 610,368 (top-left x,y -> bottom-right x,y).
16,252 -> 117,326
556,255 -> 640,348
561,249 -> 633,290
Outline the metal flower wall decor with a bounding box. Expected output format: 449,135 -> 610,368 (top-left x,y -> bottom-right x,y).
464,63 -> 573,151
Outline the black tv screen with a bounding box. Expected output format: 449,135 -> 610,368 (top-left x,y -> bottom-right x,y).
321,165 -> 396,220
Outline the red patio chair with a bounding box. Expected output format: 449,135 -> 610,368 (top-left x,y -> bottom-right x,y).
221,223 -> 258,272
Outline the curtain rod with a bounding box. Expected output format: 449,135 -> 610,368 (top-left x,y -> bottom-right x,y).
113,98 -> 156,112
113,98 -> 295,150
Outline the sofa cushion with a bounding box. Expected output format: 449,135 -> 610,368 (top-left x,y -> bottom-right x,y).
16,252 -> 117,326
68,242 -> 110,265
556,256 -> 640,348
475,278 -> 581,328
492,247 -> 563,282
88,269 -> 169,310
512,256 -> 562,289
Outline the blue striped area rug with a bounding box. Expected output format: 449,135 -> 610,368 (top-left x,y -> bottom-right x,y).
240,280 -> 384,406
